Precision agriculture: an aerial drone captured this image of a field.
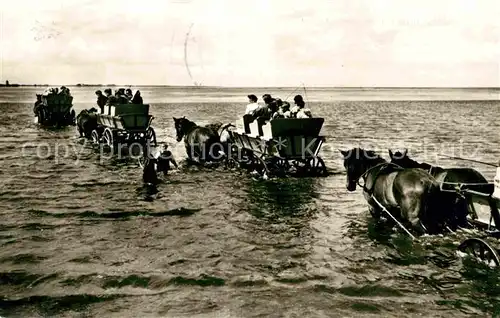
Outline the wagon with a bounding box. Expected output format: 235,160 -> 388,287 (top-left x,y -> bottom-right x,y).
90,103 -> 157,153
227,115 -> 327,177
34,93 -> 76,127
456,163 -> 500,267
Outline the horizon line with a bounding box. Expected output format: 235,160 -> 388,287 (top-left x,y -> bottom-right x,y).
1,84 -> 500,89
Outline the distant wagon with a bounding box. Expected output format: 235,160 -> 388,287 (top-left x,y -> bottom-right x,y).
227,114 -> 327,177
90,103 -> 157,152
34,90 -> 76,127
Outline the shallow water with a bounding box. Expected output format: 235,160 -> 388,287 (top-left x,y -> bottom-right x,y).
1,87 -> 500,317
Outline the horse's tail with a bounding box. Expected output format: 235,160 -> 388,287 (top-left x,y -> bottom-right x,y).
422,179 -> 447,234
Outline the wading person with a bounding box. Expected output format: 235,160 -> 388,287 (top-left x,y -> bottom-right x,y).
157,145 -> 178,176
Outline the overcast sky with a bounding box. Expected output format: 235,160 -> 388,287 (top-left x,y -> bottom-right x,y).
0,0 -> 499,87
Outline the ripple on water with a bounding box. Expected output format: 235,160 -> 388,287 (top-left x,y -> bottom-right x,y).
1,95 -> 500,317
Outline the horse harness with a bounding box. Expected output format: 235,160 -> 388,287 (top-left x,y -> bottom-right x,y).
357,162 -> 404,196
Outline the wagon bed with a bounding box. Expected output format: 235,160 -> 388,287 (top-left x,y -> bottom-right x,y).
91,103 -> 157,151
228,116 -> 327,177
35,93 -> 75,127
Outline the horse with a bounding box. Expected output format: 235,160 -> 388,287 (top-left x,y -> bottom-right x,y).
339,148 -> 451,235
388,149 -> 494,228
173,117 -> 222,164
76,107 -> 98,138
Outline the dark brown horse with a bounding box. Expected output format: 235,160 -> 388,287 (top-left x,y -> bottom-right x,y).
340,148 -> 451,235
76,107 -> 98,138
173,117 -> 222,164
388,149 -> 494,228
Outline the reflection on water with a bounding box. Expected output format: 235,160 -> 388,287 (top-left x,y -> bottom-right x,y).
245,177 -> 318,219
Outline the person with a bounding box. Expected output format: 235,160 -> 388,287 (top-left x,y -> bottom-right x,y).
142,155 -> 159,185
251,94 -> 274,120
273,99 -> 292,119
157,145 -> 178,176
105,88 -> 117,106
95,90 -> 107,113
245,94 -> 260,115
290,94 -> 312,118
125,88 -> 133,101
116,88 -> 128,104
132,90 -> 143,104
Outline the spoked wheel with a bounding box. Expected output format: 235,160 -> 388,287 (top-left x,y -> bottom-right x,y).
307,157 -> 327,176
103,128 -> 116,151
36,108 -> 47,125
458,237 -> 500,267
291,159 -> 310,176
248,153 -> 270,177
91,130 -> 100,144
146,127 -> 157,147
268,157 -> 290,177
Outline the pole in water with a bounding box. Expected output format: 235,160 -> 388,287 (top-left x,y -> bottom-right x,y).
371,195 -> 416,240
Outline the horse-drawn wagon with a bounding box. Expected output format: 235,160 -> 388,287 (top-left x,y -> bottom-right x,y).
456,162 -> 500,267
226,115 -> 327,177
34,90 -> 76,127
90,103 -> 157,152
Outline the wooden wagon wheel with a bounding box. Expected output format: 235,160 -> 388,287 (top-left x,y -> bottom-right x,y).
308,157 -> 327,176
91,130 -> 100,144
146,127 -> 157,147
248,153 -> 270,177
103,128 -> 116,150
268,157 -> 290,177
458,237 -> 500,267
36,107 -> 47,125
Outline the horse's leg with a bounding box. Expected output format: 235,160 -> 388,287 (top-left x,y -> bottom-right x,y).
399,195 -> 427,235
368,204 -> 382,219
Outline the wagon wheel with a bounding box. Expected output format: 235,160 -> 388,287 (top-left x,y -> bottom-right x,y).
146,127 -> 157,147
291,159 -> 310,176
36,107 -> 47,125
268,158 -> 290,177
103,128 -> 116,151
458,237 -> 500,267
248,153 -> 270,177
308,157 -> 327,176
91,130 -> 100,144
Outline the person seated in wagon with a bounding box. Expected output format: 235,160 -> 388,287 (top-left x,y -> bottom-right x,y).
290,94 -> 312,118
272,99 -> 292,119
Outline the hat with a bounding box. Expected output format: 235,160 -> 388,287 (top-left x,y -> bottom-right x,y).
294,95 -> 303,102
247,94 -> 257,102
95,90 -> 102,95
104,88 -> 112,94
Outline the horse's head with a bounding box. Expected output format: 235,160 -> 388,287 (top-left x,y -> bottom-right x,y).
339,148 -> 384,191
173,116 -> 196,142
388,149 -> 419,168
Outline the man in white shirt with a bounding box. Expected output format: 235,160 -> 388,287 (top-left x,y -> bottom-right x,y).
245,94 -> 260,115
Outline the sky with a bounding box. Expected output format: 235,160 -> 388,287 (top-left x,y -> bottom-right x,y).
0,0 -> 499,87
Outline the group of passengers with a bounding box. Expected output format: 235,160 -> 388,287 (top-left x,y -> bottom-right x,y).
94,88 -> 143,113
42,86 -> 72,97
245,94 -> 312,120
33,86 -> 73,115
